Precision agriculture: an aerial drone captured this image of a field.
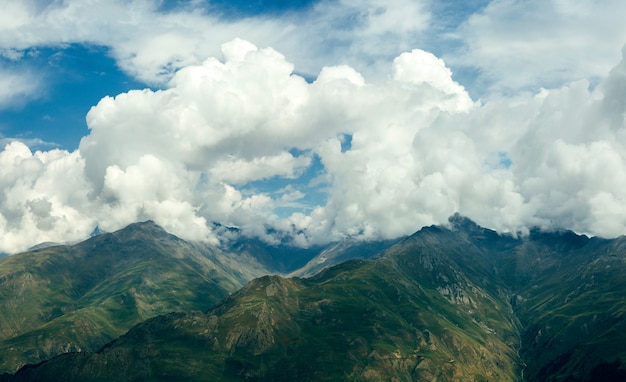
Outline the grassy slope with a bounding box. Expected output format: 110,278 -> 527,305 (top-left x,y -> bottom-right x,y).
0,221 -> 262,374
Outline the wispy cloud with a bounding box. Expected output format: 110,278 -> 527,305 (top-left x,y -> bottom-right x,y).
0,67 -> 41,109
452,0 -> 626,95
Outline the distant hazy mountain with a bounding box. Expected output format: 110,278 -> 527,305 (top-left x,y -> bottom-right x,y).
224,236 -> 325,274
4,216 -> 626,381
287,238 -> 399,278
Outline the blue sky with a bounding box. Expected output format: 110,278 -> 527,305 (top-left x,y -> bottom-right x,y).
0,45 -> 143,149
1,0 -> 626,253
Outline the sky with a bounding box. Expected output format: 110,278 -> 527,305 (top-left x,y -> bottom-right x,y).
1,0 -> 626,253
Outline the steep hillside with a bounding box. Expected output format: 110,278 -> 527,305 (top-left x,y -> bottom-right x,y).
443,216 -> 626,381
509,234 -> 626,381
0,221 -> 268,373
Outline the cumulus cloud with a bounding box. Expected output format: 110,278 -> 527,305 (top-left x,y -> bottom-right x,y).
1,39 -> 626,253
509,50 -> 626,236
0,142 -> 94,251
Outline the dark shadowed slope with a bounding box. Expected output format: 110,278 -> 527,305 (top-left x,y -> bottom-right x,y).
0,221 -> 269,373
442,216 -> 626,381
508,233 -> 626,381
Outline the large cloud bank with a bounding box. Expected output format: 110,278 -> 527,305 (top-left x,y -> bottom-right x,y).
2,40 -> 626,253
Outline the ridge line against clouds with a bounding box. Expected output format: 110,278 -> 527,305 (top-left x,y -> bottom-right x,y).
1,0 -> 626,253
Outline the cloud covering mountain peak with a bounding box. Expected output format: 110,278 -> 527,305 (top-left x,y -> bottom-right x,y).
1,39 -> 626,253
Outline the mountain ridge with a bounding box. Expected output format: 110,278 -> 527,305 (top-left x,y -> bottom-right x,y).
0,220 -> 270,373
2,217 -> 626,380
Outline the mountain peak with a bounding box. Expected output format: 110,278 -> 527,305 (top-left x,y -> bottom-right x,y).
447,213 -> 482,232
126,220 -> 161,229
115,220 -> 170,237
76,221 -> 177,252
89,225 -> 106,237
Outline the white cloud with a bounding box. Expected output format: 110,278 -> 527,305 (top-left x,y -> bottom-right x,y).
0,142 -> 94,252
99,154 -> 214,241
0,67 -> 40,108
454,0 -> 626,95
1,31 -> 626,252
1,0 -> 624,105
0,0 -> 432,85
80,40 -> 311,186
0,1 -> 33,31
506,50 -> 626,236
209,152 -> 311,185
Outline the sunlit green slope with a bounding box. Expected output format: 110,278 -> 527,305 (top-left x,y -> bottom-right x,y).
0,221 -> 266,373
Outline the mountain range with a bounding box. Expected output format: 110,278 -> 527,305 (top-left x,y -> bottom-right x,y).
1,216 -> 625,381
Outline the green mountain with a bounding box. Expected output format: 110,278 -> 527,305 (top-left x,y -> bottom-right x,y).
0,221 -> 269,374
3,216 -> 626,381
8,236 -> 521,381
437,216 -> 626,381
507,233 -> 626,381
